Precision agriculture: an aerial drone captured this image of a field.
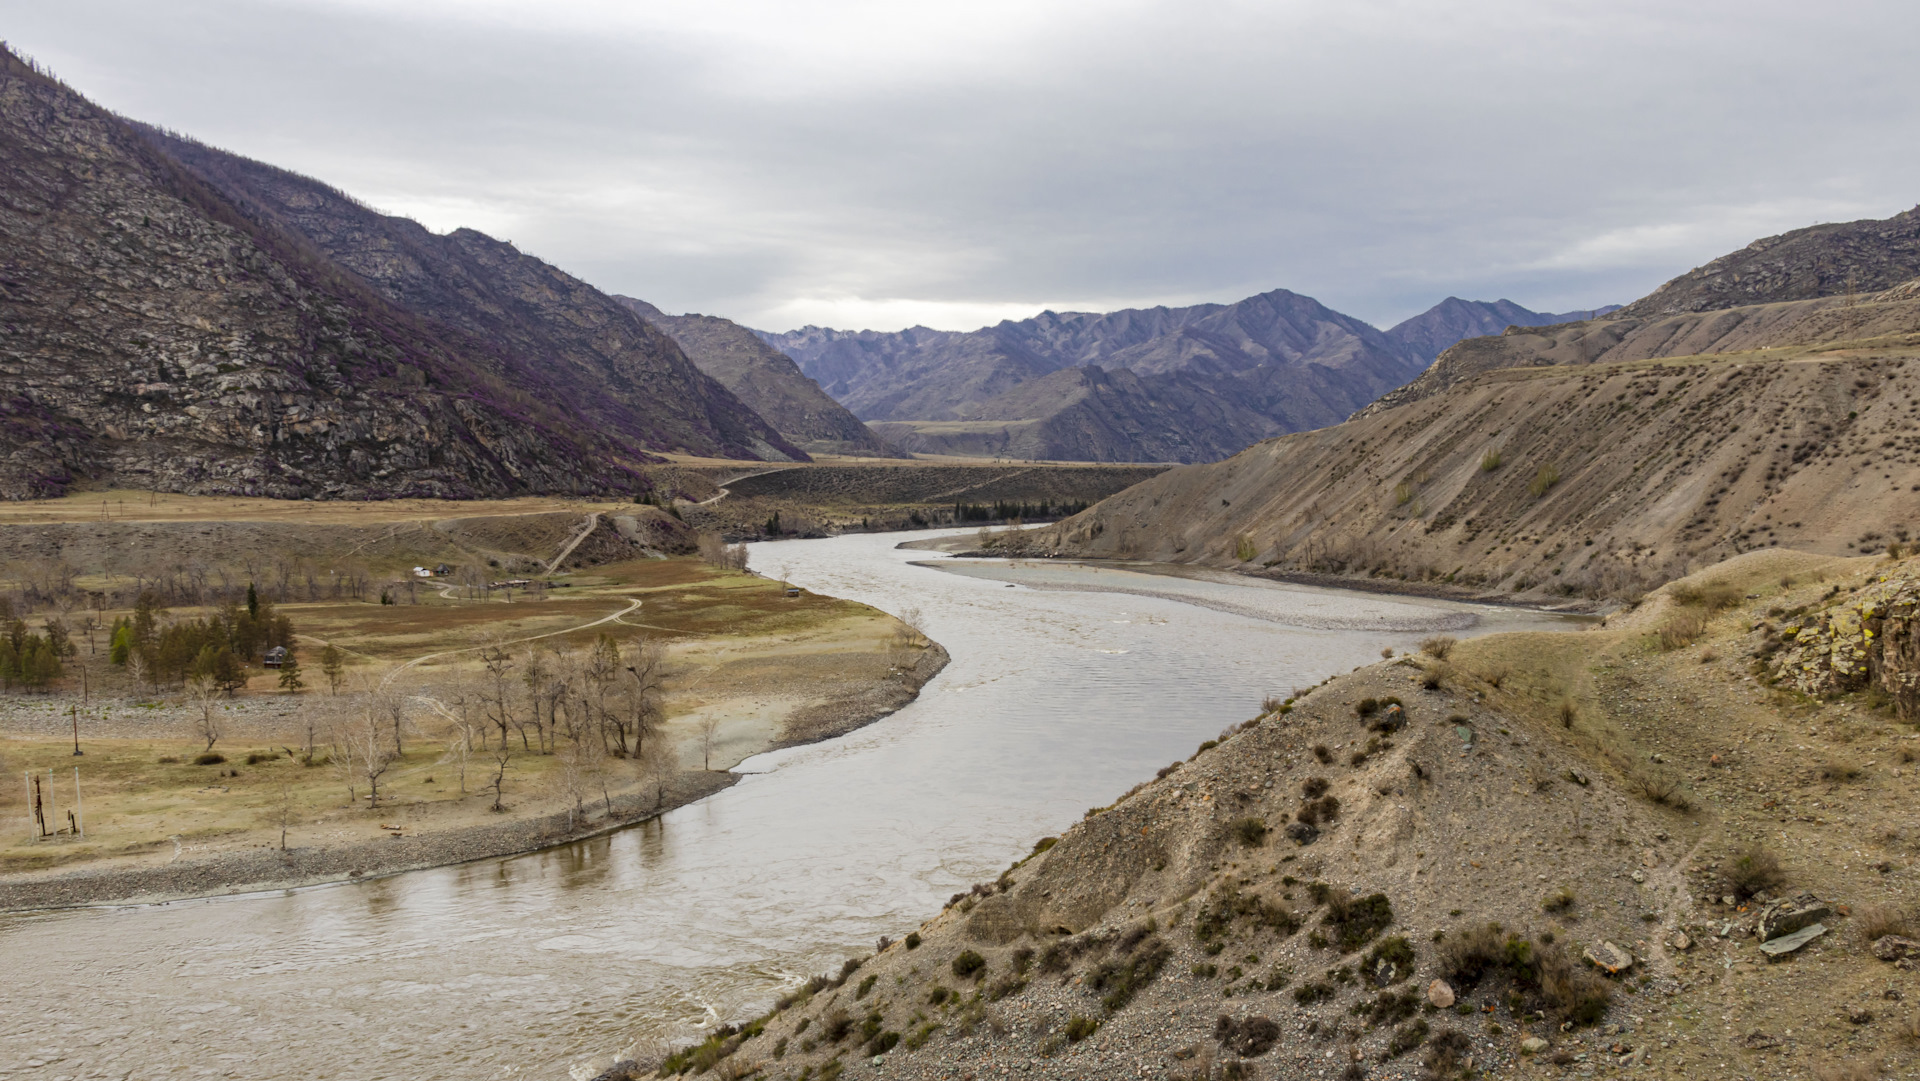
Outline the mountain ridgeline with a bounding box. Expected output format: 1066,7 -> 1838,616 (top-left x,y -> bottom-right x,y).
0,47 -> 805,501
1026,206 -> 1920,598
761,293 -> 1608,463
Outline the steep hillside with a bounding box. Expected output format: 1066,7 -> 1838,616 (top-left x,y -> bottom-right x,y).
1027,318 -> 1920,600
1366,283 -> 1920,417
761,290 -> 1428,463
618,551 -> 1920,1081
143,130 -> 804,464
1383,298 -> 1621,364
1622,205 -> 1920,317
613,297 -> 899,458
0,50 -> 699,499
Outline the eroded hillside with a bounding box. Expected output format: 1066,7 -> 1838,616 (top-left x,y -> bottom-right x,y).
1027,327 -> 1920,601
610,550 -> 1920,1081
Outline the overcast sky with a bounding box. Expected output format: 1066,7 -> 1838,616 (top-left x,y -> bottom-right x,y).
7,0 -> 1918,332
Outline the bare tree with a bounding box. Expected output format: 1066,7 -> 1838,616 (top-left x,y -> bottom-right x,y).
624,636 -> 666,758
698,714 -> 720,771
271,780 -> 298,851
186,673 -> 220,753
485,741 -> 512,812
638,738 -> 675,812
319,644 -> 346,696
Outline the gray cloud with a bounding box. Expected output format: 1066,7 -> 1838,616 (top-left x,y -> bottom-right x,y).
7,0 -> 1918,330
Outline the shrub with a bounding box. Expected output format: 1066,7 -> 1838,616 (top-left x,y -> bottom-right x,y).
1423,1028 -> 1474,1079
1231,817 -> 1270,847
1537,941 -> 1611,1026
1384,1018 -> 1430,1058
1064,1014 -> 1100,1042
1324,890 -> 1394,951
1541,887 -> 1575,914
1419,635 -> 1456,660
1480,450 -> 1502,472
1303,776 -> 1330,798
194,753 -> 225,765
1293,981 -> 1334,1005
823,1009 -> 854,1042
1527,463 -> 1560,497
1819,759 -> 1864,782
1721,843 -> 1785,900
865,1031 -> 899,1056
855,974 -> 878,999
1012,945 -> 1034,974
1656,611 -> 1706,651
904,932 -> 921,950
1394,481 -> 1414,506
951,950 -> 987,980
1670,580 -> 1743,612
245,752 -> 275,765
1364,936 -> 1416,985
1629,767 -> 1688,808
1235,534 -> 1258,562
1857,903 -> 1914,942
1215,1014 -> 1281,1056
1557,699 -> 1577,729
1438,924 -> 1504,987
927,985 -> 950,1005
1086,938 -> 1170,1010
1421,663 -> 1450,690
1355,697 -> 1381,716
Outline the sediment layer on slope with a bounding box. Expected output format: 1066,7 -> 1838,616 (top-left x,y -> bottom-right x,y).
1031,337 -> 1920,601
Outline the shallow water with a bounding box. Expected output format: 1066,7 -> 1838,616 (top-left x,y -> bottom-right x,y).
0,532 -> 1582,1079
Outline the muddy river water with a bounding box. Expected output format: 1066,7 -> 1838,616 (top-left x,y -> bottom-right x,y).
0,532 -> 1583,1080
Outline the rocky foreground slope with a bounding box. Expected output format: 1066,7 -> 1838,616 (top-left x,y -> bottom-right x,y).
616,548 -> 1920,1081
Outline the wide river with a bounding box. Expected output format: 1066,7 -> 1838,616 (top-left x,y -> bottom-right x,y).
0,532 -> 1582,1080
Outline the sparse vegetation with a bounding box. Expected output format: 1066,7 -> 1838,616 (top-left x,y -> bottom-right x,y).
1721,843 -> 1785,900
1480,449 -> 1503,472
951,950 -> 987,980
1230,817 -> 1269,847
1527,463 -> 1560,497
1419,636 -> 1455,660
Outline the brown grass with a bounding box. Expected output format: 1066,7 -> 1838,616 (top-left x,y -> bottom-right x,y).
1721,843 -> 1786,900
1419,635 -> 1456,660
1856,903 -> 1913,942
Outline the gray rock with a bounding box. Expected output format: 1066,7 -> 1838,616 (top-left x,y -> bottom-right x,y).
1757,922 -> 1826,957
1521,1036 -> 1550,1054
1872,935 -> 1920,961
1584,941 -> 1634,974
1758,900 -> 1830,942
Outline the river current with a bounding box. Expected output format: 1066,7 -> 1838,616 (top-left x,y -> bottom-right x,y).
0,531 -> 1581,1079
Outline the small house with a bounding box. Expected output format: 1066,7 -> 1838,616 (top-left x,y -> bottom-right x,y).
411,566 -> 433,578
263,646 -> 288,669
785,586 -> 801,598
433,563 -> 453,576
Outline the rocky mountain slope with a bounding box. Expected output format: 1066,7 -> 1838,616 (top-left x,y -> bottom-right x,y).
613,297 -> 900,458
761,293 -> 1617,464
0,50 -> 706,500
1621,205 -> 1920,317
1381,298 -> 1620,364
616,550 -> 1920,1081
143,130 -> 804,466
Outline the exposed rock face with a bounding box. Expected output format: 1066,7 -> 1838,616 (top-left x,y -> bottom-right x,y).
1620,206 -> 1920,317
144,130 -> 803,466
613,297 -> 898,458
0,50 -> 674,499
1768,564 -> 1920,719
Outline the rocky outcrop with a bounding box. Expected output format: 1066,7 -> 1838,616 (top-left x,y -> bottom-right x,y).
1621,206 -> 1920,318
1767,563 -> 1920,718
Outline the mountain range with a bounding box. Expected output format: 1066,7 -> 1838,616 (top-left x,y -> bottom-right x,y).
0,47 -> 843,500
759,293 -> 1611,462
1025,205 -> 1920,596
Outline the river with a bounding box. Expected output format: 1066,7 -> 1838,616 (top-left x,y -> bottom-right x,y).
0,532 -> 1582,1080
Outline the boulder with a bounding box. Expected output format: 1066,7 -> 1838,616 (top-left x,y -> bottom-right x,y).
1520,1036 -> 1549,1054
1668,930 -> 1692,951
1427,979 -> 1455,1008
1758,900 -> 1830,942
1758,922 -> 1826,957
1872,935 -> 1920,961
1584,941 -> 1635,975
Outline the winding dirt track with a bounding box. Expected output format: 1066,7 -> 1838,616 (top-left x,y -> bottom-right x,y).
377,597 -> 642,688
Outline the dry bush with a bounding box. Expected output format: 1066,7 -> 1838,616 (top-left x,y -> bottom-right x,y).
1670,580 -> 1744,612
1856,903 -> 1913,942
1819,759 -> 1865,782
1478,665 -> 1508,689
1721,843 -> 1785,900
1422,1027 -> 1473,1080
1557,699 -> 1577,729
1657,611 -> 1707,651
1629,767 -> 1690,809
1697,648 -> 1718,663
1421,662 -> 1452,690
1536,940 -> 1611,1025
1420,635 -> 1456,660
1437,924 -> 1504,987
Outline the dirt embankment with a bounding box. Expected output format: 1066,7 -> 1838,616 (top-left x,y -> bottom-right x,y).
622,547 -> 1920,1081
1026,342 -> 1920,604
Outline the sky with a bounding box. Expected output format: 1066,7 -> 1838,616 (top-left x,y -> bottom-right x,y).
6,0 -> 1919,332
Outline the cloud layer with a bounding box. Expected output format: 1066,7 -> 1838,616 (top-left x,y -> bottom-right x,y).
9,0 -> 1919,330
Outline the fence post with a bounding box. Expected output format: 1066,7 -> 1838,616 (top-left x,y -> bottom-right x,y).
74,767 -> 83,838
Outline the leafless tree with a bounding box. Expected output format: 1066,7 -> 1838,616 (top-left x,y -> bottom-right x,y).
186,673 -> 220,753
639,738 -> 675,812
624,636 -> 666,758
271,780 -> 298,851
698,714 -> 720,771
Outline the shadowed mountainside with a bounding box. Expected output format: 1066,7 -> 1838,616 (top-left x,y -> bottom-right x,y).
143,129 -> 805,466
613,297 -> 901,458
1381,297 -> 1620,363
